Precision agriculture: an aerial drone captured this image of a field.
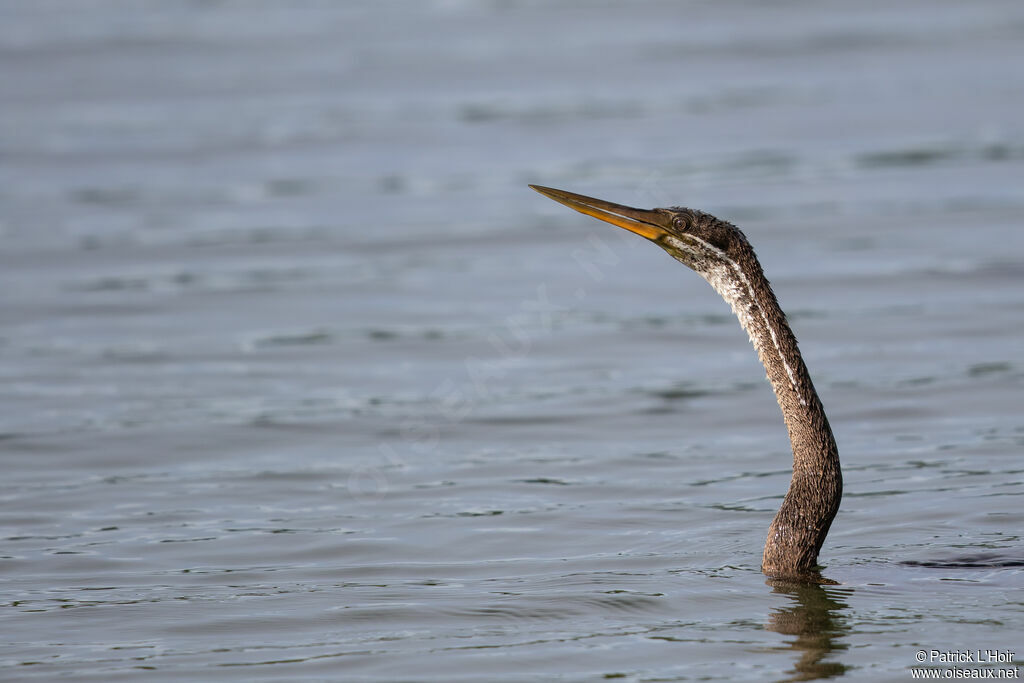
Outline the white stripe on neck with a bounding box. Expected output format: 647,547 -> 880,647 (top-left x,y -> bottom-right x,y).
664,235 -> 808,408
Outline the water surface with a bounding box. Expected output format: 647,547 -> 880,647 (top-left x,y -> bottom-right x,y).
1,1 -> 1023,680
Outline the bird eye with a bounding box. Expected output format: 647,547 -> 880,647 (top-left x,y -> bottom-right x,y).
673,215 -> 690,232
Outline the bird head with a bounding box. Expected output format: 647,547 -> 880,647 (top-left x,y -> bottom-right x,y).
529,185 -> 753,277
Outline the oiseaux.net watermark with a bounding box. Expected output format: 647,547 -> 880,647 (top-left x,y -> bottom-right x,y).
911,649 -> 1018,679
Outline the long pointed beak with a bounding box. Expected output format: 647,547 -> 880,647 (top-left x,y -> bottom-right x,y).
529,185 -> 671,241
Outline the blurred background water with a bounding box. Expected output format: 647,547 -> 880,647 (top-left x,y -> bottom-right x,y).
1,1 -> 1023,680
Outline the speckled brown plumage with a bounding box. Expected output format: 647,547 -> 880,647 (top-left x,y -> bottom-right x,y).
659,209 -> 842,577
529,186 -> 842,580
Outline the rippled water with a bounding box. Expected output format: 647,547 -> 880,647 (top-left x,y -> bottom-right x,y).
2,1 -> 1023,680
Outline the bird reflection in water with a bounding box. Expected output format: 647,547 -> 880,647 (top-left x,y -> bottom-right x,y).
766,579 -> 851,681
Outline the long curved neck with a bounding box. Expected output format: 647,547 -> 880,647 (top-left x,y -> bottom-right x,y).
700,248 -> 842,577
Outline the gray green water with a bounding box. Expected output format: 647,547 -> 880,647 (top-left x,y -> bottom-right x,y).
1,1 -> 1023,680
